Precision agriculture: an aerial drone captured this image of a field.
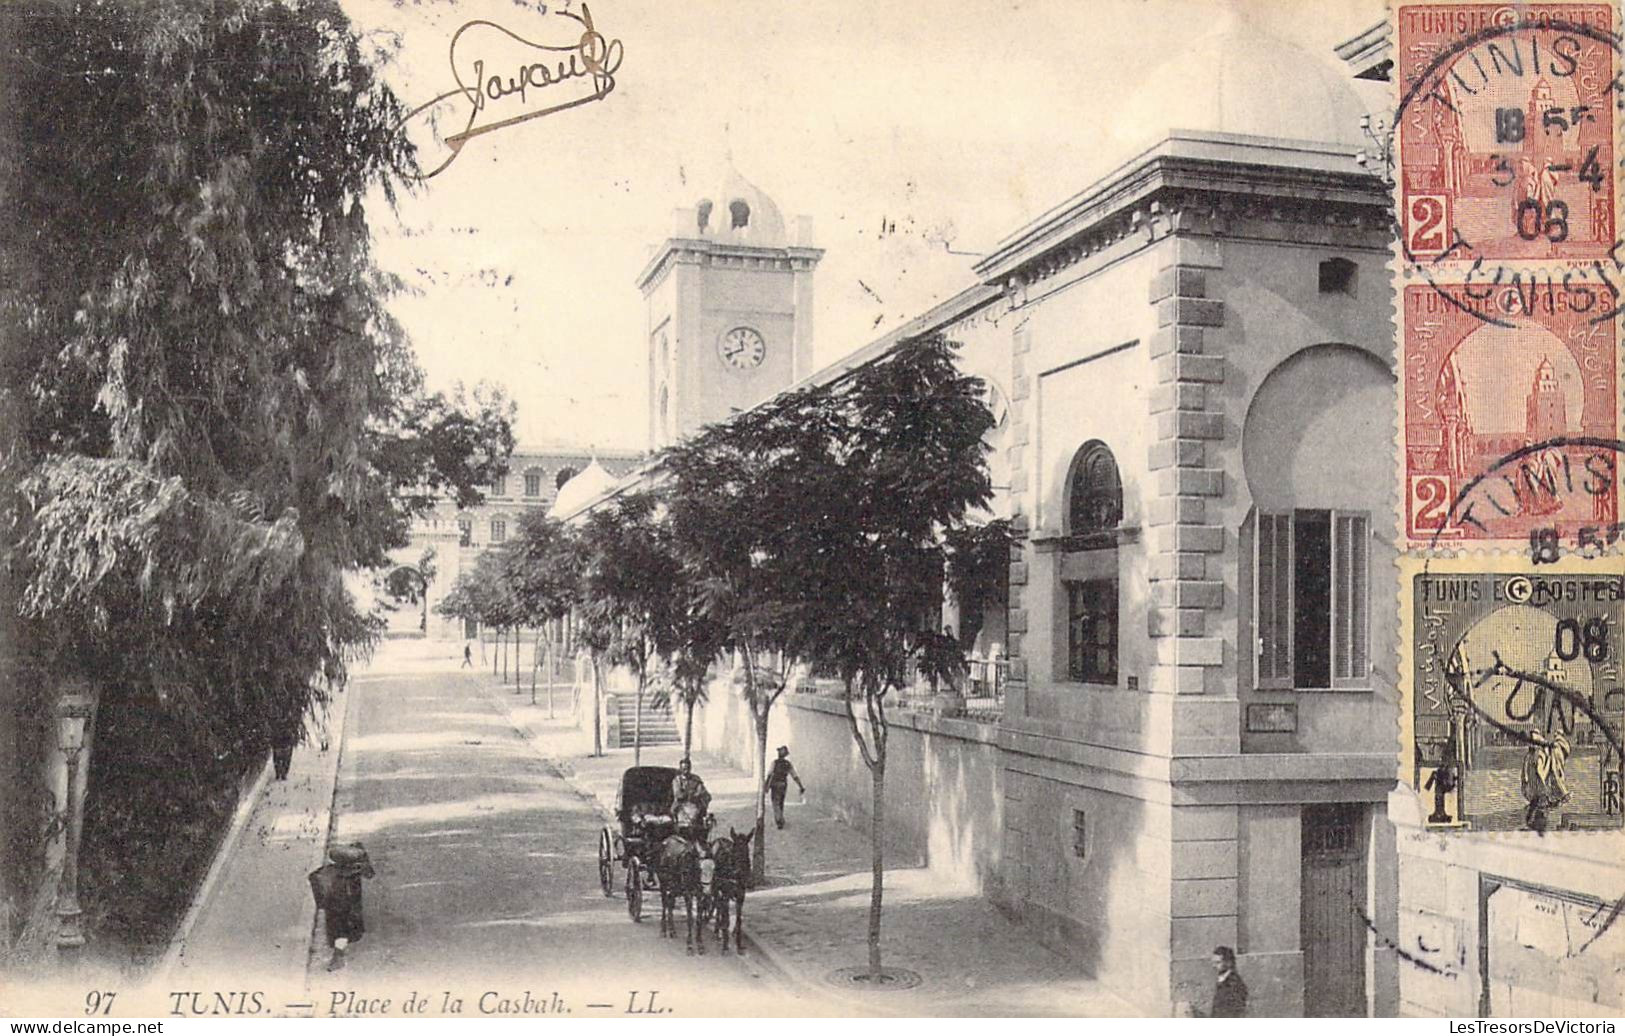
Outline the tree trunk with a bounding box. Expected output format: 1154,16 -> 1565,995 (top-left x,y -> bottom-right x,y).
751,702 -> 769,886
682,690 -> 696,757
634,672 -> 644,767
591,656 -> 603,757
869,755 -> 885,977
501,629 -> 509,682
530,637 -> 538,704
546,641 -> 555,719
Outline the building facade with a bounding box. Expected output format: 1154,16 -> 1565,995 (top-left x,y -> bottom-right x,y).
639,170 -> 824,450
388,446 -> 643,640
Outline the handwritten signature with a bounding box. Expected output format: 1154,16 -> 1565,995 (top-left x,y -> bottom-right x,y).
396,4 -> 624,180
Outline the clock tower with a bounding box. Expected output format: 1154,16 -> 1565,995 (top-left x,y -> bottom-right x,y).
637,166 -> 823,449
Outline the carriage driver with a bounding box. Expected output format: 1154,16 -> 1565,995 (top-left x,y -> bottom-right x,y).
672,757 -> 712,839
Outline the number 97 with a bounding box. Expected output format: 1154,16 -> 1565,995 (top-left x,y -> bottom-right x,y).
85,991 -> 116,1016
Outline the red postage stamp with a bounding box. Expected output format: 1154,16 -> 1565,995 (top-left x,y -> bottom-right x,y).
1395,4 -> 1619,266
1401,285 -> 1620,548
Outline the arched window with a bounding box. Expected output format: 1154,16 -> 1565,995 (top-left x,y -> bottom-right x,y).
555,466 -> 578,490
696,200 -> 713,234
1060,441 -> 1121,685
729,199 -> 750,229
523,468 -> 544,497
1067,441 -> 1123,537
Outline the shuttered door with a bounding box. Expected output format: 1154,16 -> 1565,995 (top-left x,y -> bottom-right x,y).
1301,803 -> 1369,1017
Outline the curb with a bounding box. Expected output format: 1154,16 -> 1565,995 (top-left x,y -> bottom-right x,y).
155,757 -> 274,983
294,679 -> 358,1010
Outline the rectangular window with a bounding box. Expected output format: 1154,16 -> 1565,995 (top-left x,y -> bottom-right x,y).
1255,510 -> 1369,689
1072,809 -> 1087,859
524,473 -> 542,497
491,476 -> 507,497
1333,513 -> 1370,685
490,519 -> 506,543
458,520 -> 472,547
1066,578 -> 1118,684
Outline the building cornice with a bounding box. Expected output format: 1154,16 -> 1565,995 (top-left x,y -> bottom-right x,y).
1335,20 -> 1392,82
974,131 -> 1389,292
635,238 -> 825,294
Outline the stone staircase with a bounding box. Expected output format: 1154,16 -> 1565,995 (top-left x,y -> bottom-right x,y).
612,693 -> 681,748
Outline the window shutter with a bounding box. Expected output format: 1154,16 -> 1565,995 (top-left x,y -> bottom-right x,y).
1332,512 -> 1370,687
1255,511 -> 1294,689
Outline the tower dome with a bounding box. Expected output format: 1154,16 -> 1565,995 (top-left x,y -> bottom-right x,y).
1115,14 -> 1367,153
548,458 -> 620,519
692,165 -> 788,246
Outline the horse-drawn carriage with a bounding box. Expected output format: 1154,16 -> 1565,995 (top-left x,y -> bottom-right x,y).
597,765 -> 714,922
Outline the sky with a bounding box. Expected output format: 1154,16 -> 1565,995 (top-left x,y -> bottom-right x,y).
345,0 -> 1386,450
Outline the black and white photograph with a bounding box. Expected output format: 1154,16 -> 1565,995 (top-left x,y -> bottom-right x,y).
1,0 -> 1622,1022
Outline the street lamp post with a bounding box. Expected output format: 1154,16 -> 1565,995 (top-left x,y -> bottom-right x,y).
54,687 -> 95,969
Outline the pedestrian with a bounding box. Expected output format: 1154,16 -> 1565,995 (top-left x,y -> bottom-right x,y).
309,843 -> 375,971
764,746 -> 805,830
270,713 -> 301,781
462,642 -> 473,669
1209,945 -> 1248,1017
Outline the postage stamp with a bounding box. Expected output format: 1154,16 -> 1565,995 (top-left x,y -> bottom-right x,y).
1401,554 -> 1624,833
1394,3 -> 1620,270
1399,283 -> 1620,549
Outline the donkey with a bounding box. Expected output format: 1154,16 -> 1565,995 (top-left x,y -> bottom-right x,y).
708,828 -> 753,955
654,834 -> 713,954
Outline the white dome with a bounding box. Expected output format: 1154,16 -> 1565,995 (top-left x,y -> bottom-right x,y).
693,166 -> 787,246
1116,18 -> 1366,152
548,458 -> 620,519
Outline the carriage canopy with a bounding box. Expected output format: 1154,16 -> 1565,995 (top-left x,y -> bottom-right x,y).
614,766 -> 681,820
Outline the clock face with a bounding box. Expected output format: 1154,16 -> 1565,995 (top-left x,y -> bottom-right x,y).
718,327 -> 766,370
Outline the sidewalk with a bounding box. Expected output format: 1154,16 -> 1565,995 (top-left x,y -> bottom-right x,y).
157,640 -> 453,1010
481,674 -> 1140,1017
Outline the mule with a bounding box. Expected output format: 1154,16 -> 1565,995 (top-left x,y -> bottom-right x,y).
709,828 -> 752,955
654,834 -> 713,954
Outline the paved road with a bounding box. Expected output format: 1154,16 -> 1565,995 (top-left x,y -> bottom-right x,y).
309,646 -> 813,1018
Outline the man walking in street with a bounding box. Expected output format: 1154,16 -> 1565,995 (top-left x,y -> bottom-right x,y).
462,642 -> 473,669
764,746 -> 805,830
309,843 -> 375,972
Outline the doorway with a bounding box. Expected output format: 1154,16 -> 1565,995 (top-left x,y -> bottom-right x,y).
1301,802 -> 1369,1016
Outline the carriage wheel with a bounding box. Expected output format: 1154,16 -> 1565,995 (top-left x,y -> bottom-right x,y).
597,829 -> 614,897
626,858 -> 644,922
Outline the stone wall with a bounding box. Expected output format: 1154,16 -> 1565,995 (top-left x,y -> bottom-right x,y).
693,686 -> 1005,893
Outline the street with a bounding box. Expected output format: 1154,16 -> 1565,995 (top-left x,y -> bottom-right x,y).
310,642 -> 814,1017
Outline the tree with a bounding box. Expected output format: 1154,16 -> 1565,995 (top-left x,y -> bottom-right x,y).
944,518 -> 1013,653
0,0 -> 514,952
574,493 -> 682,766
771,336 -> 994,978
663,393 -> 834,885
499,510 -> 580,705
652,581 -> 728,757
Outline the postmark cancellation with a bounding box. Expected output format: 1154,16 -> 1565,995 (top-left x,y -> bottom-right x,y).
1401,554 -> 1625,833
1399,283 -> 1620,549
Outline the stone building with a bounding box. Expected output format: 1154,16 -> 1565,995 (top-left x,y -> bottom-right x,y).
388,446 -> 642,640
563,16 -> 1401,1016
563,10 -> 1621,1019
